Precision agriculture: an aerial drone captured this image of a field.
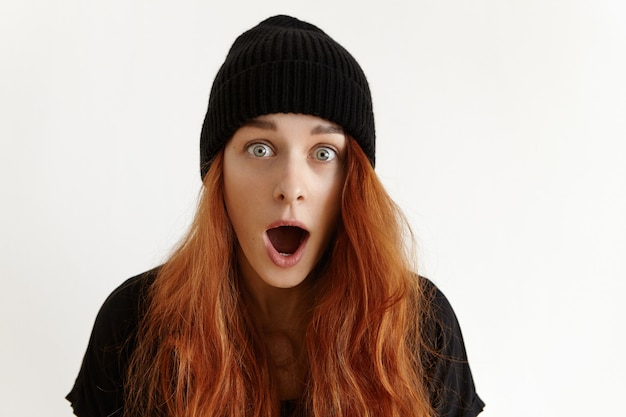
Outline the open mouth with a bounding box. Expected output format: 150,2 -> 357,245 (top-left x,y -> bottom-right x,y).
266,226 -> 309,256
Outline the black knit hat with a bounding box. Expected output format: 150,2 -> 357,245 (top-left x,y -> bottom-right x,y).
199,15 -> 375,178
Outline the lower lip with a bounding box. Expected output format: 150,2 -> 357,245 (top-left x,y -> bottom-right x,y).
264,234 -> 308,268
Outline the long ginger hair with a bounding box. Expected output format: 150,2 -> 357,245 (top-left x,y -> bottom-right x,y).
124,137 -> 435,417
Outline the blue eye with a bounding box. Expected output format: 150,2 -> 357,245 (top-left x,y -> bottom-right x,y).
313,147 -> 337,161
247,143 -> 274,158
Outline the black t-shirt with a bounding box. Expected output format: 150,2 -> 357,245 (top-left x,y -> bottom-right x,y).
67,269 -> 484,417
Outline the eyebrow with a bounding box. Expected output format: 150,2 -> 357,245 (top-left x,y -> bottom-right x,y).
243,119 -> 277,130
311,124 -> 344,135
243,118 -> 344,135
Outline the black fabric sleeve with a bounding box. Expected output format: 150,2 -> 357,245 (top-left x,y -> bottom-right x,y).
421,278 -> 485,417
66,269 -> 157,417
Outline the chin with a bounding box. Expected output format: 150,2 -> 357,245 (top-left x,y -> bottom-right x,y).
261,271 -> 310,289
271,259 -> 321,287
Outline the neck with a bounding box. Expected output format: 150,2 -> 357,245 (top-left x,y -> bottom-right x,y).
241,274 -> 314,331
237,261 -> 314,401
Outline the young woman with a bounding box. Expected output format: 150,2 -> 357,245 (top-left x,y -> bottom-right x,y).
67,15 -> 484,417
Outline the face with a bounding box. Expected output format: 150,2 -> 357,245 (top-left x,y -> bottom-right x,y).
223,113 -> 347,290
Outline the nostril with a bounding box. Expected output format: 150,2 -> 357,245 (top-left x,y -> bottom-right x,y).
274,176 -> 305,203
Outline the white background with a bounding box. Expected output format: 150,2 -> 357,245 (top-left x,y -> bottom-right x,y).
2,1 -> 625,416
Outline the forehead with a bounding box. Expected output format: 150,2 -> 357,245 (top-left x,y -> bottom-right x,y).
243,113 -> 344,133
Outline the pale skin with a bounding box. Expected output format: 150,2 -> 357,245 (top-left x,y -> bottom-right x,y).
223,113 -> 347,399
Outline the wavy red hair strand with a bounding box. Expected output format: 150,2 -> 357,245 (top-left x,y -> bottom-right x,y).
124,139 -> 434,417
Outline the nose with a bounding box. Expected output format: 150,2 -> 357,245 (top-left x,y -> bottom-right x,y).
273,158 -> 307,204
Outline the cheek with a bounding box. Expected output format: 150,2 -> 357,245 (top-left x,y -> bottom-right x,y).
223,166 -> 248,222
316,173 -> 344,223
223,168 -> 267,235
224,155 -> 256,201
